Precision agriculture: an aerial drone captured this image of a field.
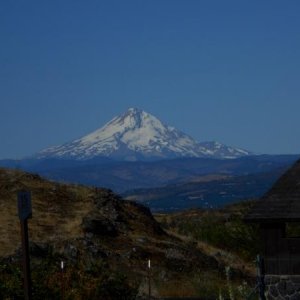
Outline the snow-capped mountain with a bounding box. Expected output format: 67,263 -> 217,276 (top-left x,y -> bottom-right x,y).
37,108 -> 251,161
197,141 -> 251,159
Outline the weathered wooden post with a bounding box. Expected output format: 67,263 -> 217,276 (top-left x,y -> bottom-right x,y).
18,191 -> 32,300
61,260 -> 65,300
148,259 -> 151,300
257,255 -> 266,300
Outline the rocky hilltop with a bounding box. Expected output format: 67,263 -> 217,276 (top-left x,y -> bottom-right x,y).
0,167 -> 252,299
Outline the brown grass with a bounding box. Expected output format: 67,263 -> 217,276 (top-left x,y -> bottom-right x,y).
0,169 -> 94,256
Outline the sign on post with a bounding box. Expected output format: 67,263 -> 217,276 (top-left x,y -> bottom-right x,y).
18,191 -> 32,300
18,191 -> 32,221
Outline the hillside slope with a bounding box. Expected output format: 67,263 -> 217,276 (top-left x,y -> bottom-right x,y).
124,169 -> 286,212
0,168 -> 254,299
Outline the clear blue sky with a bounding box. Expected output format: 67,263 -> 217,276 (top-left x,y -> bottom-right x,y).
1,0 -> 300,159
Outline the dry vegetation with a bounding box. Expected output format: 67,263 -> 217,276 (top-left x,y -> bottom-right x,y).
0,169 -> 93,256
0,167 -> 258,299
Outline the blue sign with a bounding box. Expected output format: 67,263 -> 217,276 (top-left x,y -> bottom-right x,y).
18,191 -> 32,220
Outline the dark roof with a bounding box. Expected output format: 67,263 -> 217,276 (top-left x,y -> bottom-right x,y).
245,159 -> 300,222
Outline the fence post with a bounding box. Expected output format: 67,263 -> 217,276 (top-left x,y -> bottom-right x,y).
18,191 -> 33,300
148,259 -> 151,300
257,255 -> 266,300
61,261 -> 65,300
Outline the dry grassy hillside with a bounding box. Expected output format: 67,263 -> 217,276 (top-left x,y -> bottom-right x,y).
0,169 -> 92,256
0,168 -> 255,299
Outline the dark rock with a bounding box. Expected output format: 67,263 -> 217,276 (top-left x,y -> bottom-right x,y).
136,237 -> 148,244
64,243 -> 78,260
29,242 -> 51,257
82,215 -> 118,237
102,204 -> 123,222
84,232 -> 94,240
93,189 -> 121,208
86,244 -> 107,259
165,248 -> 185,260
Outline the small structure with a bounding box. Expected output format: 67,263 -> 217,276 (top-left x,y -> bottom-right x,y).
245,159 -> 300,299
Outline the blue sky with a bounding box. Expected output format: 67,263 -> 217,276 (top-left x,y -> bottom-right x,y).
1,0 -> 300,159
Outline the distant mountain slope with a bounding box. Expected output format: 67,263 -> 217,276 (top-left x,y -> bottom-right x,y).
36,108 -> 251,161
123,168 -> 288,212
13,155 -> 297,193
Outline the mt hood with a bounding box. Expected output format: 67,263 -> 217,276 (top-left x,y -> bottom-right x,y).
38,108 -> 251,160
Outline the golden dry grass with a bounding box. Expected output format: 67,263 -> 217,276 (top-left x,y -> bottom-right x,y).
0,169 -> 94,256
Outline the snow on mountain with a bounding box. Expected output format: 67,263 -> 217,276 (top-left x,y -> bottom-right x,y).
198,141 -> 252,159
37,108 -> 252,161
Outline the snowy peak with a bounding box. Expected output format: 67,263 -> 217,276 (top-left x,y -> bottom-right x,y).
198,141 -> 251,159
38,108 -> 251,161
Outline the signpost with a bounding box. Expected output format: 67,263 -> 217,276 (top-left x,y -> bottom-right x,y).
18,191 -> 32,300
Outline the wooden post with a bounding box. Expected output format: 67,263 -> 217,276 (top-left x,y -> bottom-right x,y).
257,255 -> 266,300
61,261 -> 65,300
20,219 -> 32,300
18,191 -> 32,300
148,259 -> 151,300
